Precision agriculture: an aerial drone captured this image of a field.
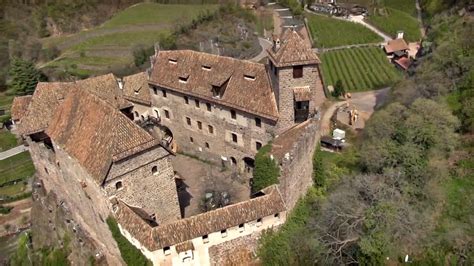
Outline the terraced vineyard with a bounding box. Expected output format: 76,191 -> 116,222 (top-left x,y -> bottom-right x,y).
320,46 -> 402,92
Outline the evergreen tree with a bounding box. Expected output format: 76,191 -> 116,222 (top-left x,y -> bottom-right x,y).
8,58 -> 44,95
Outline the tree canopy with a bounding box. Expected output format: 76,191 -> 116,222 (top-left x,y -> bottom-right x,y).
8,57 -> 44,95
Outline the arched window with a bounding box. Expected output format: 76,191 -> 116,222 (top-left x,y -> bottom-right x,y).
115,181 -> 123,190
152,166 -> 158,175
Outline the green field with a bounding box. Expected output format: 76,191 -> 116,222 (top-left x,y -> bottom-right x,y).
383,0 -> 417,17
0,131 -> 17,152
0,152 -> 35,186
0,181 -> 27,197
306,13 -> 383,48
367,7 -> 421,42
41,3 -> 218,76
320,46 -> 402,91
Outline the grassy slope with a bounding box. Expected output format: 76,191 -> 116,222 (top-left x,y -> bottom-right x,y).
320,46 -> 402,91
0,131 -> 17,152
383,0 -> 418,17
41,3 -> 217,76
367,7 -> 421,42
306,13 -> 383,48
0,151 -> 35,185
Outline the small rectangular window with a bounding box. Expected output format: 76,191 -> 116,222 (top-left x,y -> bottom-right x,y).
202,65 -> 211,71
274,213 -> 280,218
186,117 -> 191,126
164,110 -> 170,119
256,218 -> 262,227
208,125 -> 214,134
190,137 -> 194,143
195,99 -> 200,108
179,77 -> 188,83
256,141 -> 262,151
232,133 -> 238,143
255,117 -> 261,127
238,223 -> 245,232
197,121 -> 202,130
202,235 -> 209,243
206,103 -> 211,112
293,65 -> 303,78
162,89 -> 167,97
184,96 -> 189,104
231,110 -> 236,120
153,87 -> 158,95
205,142 -> 210,149
168,58 -> 177,64
164,246 -> 171,255
221,229 -> 227,238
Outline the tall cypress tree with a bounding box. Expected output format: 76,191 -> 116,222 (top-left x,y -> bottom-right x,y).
8,58 -> 44,95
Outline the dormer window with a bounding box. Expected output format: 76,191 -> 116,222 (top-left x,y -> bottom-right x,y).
212,85 -> 221,98
179,77 -> 188,83
244,75 -> 256,81
202,65 -> 211,71
168,58 -> 177,64
134,90 -> 139,95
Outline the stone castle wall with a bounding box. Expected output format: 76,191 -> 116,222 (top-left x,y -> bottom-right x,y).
150,87 -> 276,171
276,119 -> 321,210
27,138 -> 123,265
104,147 -> 181,224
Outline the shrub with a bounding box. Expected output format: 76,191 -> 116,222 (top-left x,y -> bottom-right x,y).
106,216 -> 151,266
312,145 -> 325,187
252,144 -> 280,193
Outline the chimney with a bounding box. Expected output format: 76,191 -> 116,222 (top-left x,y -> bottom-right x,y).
273,36 -> 281,52
397,31 -> 404,40
117,78 -> 123,90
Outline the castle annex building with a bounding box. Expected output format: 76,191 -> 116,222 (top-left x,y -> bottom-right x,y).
12,29 -> 325,265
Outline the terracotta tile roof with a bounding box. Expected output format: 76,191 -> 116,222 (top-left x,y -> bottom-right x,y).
19,82 -> 75,135
121,72 -> 151,106
268,29 -> 321,67
11,95 -> 32,121
175,241 -> 194,253
394,57 -> 412,70
149,50 -> 279,121
19,74 -> 132,136
75,73 -> 132,109
116,185 -> 287,251
384,38 -> 409,54
293,86 -> 311,101
46,88 -> 157,184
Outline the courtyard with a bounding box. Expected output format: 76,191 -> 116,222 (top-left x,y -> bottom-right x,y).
171,154 -> 251,218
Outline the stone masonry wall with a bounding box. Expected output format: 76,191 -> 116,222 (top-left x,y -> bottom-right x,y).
276,118 -> 321,210
274,64 -> 325,133
104,147 -> 181,224
151,87 -> 276,172
27,138 -> 123,264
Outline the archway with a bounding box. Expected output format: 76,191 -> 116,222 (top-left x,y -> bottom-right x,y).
243,157 -> 255,173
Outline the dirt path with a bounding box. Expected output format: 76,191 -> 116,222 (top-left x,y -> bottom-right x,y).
0,145 -> 28,160
415,0 -> 426,37
320,87 -> 391,134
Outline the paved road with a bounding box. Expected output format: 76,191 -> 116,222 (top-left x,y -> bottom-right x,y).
250,37 -> 272,62
0,145 -> 28,160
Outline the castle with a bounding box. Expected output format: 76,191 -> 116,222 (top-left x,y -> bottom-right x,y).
11,29 -> 325,265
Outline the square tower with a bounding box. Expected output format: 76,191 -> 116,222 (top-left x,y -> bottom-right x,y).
267,29 -> 325,133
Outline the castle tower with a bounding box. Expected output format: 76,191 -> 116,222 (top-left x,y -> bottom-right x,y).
267,28 -> 325,132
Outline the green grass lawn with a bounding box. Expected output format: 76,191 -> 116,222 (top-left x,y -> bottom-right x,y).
0,152 -> 35,186
367,7 -> 421,42
0,181 -> 27,197
383,0 -> 417,17
0,131 -> 17,152
40,3 -> 217,76
103,3 -> 217,28
320,46 -> 402,91
307,13 -> 383,48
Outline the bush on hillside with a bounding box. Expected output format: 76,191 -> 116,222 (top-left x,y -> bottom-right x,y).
252,144 -> 280,193
106,216 -> 151,266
